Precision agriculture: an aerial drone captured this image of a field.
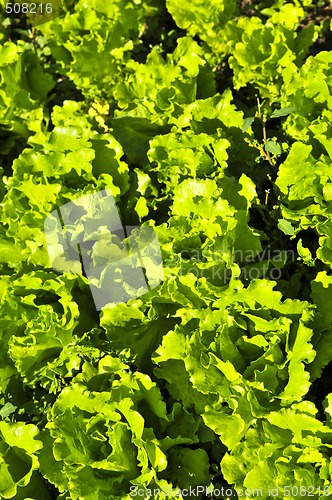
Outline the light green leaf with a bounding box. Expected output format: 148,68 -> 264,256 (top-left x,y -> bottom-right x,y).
279,318 -> 316,403
242,116 -> 255,133
0,403 -> 17,418
202,411 -> 246,449
270,107 -> 295,118
277,219 -> 295,236
265,140 -> 281,155
297,239 -> 315,266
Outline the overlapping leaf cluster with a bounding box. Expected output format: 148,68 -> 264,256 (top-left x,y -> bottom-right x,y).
1,0 -> 332,499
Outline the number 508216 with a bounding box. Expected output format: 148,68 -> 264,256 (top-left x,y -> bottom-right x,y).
5,3 -> 53,14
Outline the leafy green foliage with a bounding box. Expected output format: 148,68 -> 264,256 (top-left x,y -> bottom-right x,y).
0,41 -> 54,137
1,0 -> 332,498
